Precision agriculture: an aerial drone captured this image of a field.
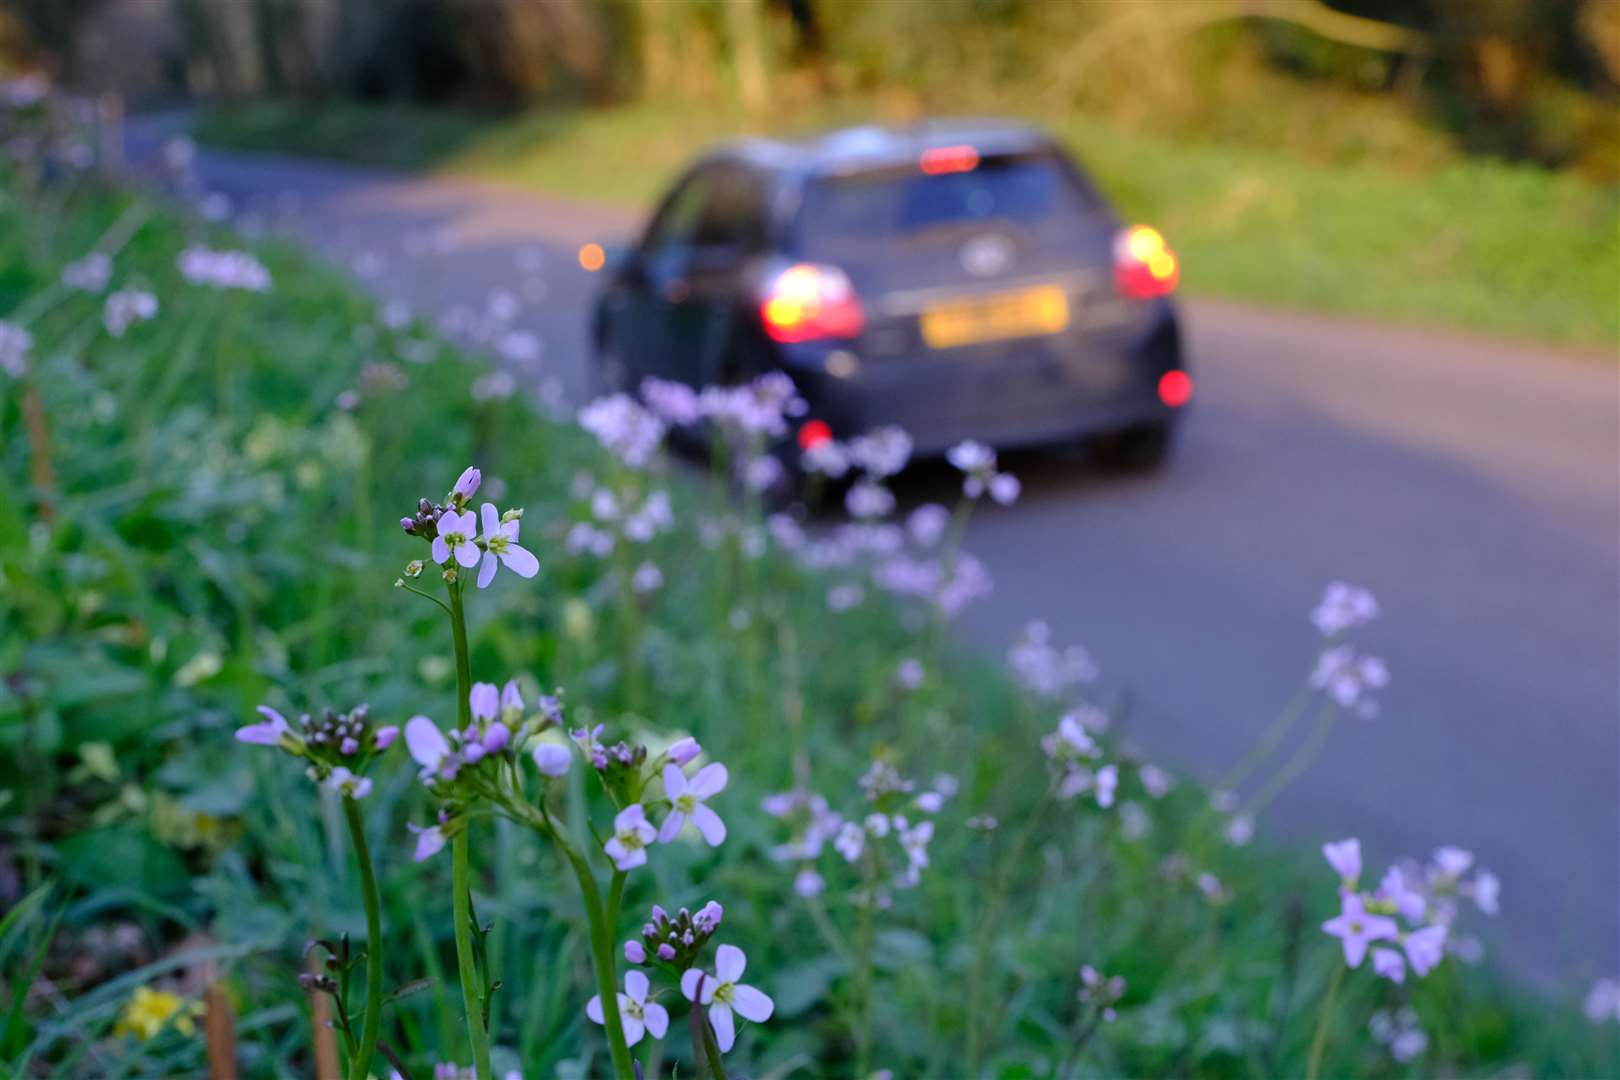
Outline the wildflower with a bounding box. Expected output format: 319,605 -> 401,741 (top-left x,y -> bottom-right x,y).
1402,924 -> 1448,977
475,502 -> 539,587
1370,1007 -> 1429,1063
375,725 -> 399,749
1322,891 -> 1398,967
236,704 -> 292,746
532,742 -> 572,777
1138,763 -> 1173,799
1078,965 -> 1126,1022
834,822 -> 865,862
606,804 -> 657,870
587,969 -> 669,1047
579,393 -> 666,468
177,246 -> 272,292
947,440 -> 996,493
794,868 -> 825,897
1585,978 -> 1620,1023
681,945 -> 774,1053
802,437 -> 850,477
432,509 -> 480,568
907,503 -> 949,547
1431,845 -> 1474,879
625,940 -> 647,964
0,320 -> 32,378
1372,948 -> 1406,983
114,986 -> 201,1040
1322,838 -> 1362,884
898,819 -> 933,869
1470,869 -> 1500,916
409,822 -> 447,862
640,376 -> 703,425
325,766 -> 372,800
848,426 -> 913,477
405,715 -> 451,776
1224,813 -> 1254,846
827,583 -> 865,611
1010,620 -> 1097,699
101,288 -> 159,337
633,561 -> 663,593
450,466 -> 481,505
895,658 -> 925,690
61,252 -> 111,292
1377,865 -> 1426,921
845,479 -> 895,520
660,763 -> 728,846
1311,582 -> 1379,637
988,472 -> 1020,505
1310,645 -> 1389,710
1042,713 -> 1099,763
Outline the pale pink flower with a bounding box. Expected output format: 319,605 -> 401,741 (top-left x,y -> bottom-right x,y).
476,503 -> 539,587
1322,838 -> 1361,883
659,763 -> 728,846
237,705 -> 291,746
605,804 -> 657,870
587,969 -> 668,1046
432,509 -> 480,568
1322,892 -> 1398,968
681,945 -> 774,1053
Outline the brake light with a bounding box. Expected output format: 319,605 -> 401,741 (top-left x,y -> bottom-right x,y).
760,263 -> 865,343
1114,225 -> 1179,299
797,419 -> 833,450
919,145 -> 980,175
1158,370 -> 1193,407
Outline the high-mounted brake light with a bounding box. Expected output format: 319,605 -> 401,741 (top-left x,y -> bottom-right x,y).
760,263 -> 865,343
1114,225 -> 1179,300
919,145 -> 980,175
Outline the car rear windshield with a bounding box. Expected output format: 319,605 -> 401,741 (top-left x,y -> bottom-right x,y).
793,151 -> 1101,260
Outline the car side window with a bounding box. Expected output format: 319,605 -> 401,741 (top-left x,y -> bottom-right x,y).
690,165 -> 769,256
640,168 -> 714,258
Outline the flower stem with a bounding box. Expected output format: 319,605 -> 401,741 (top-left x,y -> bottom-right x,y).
445,579 -> 493,1080
556,839 -> 636,1080
1243,703 -> 1339,817
452,832 -> 493,1080
1304,962 -> 1345,1080
340,799 -> 383,1080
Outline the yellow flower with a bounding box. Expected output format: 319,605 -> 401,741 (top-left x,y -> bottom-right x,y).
114,986 -> 202,1041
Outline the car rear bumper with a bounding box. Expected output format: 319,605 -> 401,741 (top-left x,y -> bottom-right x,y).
780,299 -> 1185,458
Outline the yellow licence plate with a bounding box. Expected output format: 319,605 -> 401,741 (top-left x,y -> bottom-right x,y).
919,286 -> 1070,350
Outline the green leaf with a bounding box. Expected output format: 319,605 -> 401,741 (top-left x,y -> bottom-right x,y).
56,826 -> 190,899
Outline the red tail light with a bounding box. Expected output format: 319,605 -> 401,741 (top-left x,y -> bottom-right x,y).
797,419 -> 833,450
1114,225 -> 1179,300
1158,369 -> 1193,407
919,145 -> 980,175
761,263 -> 865,343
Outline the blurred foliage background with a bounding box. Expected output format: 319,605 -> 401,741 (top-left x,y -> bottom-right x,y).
1,0 -> 1616,180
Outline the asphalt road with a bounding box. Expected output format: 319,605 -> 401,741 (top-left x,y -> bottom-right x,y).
123,118 -> 1619,987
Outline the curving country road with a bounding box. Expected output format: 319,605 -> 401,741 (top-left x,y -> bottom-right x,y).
123,116 -> 1618,986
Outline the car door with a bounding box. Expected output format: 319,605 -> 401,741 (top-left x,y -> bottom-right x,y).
603,166 -> 715,386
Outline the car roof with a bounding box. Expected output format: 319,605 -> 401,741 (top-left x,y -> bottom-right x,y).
707,119 -> 1060,180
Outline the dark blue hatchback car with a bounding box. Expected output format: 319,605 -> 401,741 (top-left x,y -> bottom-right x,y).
591,120 -> 1190,471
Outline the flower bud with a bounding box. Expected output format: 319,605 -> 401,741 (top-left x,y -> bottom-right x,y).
532,742 -> 571,777
657,943 -> 676,961
502,507 -> 524,523
482,722 -> 510,754
400,517 -> 417,534
668,737 -> 701,766
405,560 -> 424,579
451,465 -> 481,504
624,940 -> 646,964
374,725 -> 399,750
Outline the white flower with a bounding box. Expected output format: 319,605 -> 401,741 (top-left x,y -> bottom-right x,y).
659,763 -> 729,846
848,426 -> 913,478
432,509 -> 480,568
898,819 -> 933,869
103,289 -> 158,337
1311,581 -> 1379,637
177,246 -> 271,292
587,969 -> 668,1047
1584,977 -> 1620,1023
1310,645 -> 1389,709
579,393 -> 666,469
605,804 -> 657,870
845,479 -> 894,520
988,472 -> 1021,506
325,766 -> 372,800
0,320 -> 32,378
61,252 -> 111,293
475,503 -> 539,587
681,945 -> 774,1053
1322,838 -> 1362,883
833,822 -> 865,862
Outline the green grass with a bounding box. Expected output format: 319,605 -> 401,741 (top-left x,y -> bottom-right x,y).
194,97 -> 1620,351
0,158 -> 1614,1078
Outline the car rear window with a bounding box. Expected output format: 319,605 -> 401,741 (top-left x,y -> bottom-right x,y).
794,151 -> 1100,259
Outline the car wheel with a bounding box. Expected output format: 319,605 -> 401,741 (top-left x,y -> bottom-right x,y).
1091,420 -> 1175,472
